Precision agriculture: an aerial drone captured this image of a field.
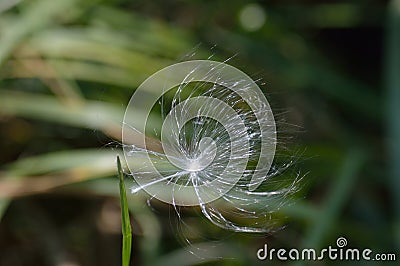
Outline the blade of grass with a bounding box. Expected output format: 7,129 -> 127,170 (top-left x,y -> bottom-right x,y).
5,149 -> 119,176
304,148 -> 366,248
117,156 -> 132,266
293,149 -> 366,266
0,90 -> 163,151
0,90 -> 147,142
0,0 -> 21,13
0,200 -> 10,222
0,90 -> 122,137
91,6 -> 196,57
0,149 -> 120,221
0,0 -> 76,65
4,59 -> 146,88
27,31 -> 171,74
385,0 -> 400,250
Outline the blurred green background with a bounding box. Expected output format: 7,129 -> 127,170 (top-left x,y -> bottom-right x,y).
0,0 -> 399,265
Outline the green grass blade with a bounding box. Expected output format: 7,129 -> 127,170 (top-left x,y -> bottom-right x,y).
385,0 -> 400,250
0,0 -> 76,65
0,90 -> 161,141
117,156 -> 132,266
294,149 -> 366,266
304,148 -> 366,248
0,199 -> 10,222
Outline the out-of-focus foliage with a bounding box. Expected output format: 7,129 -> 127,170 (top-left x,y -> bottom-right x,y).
0,0 -> 398,265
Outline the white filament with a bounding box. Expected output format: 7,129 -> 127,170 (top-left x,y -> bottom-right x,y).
122,60 -> 299,233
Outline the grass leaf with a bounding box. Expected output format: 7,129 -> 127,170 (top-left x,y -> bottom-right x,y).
117,156 -> 132,266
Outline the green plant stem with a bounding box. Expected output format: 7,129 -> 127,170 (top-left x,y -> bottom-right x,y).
117,156 -> 132,266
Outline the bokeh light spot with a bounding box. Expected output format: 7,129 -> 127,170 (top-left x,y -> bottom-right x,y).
239,3 -> 266,32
